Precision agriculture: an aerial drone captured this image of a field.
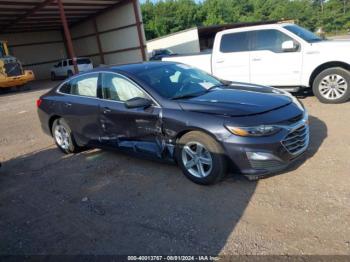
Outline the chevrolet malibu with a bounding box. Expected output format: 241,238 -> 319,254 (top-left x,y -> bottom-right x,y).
37,62 -> 309,185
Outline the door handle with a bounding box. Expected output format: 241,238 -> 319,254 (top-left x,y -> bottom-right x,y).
252,58 -> 262,62
103,107 -> 111,114
216,59 -> 225,63
64,102 -> 72,108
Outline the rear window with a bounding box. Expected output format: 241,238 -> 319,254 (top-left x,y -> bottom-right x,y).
59,82 -> 71,94
58,73 -> 98,97
77,58 -> 91,65
220,32 -> 250,53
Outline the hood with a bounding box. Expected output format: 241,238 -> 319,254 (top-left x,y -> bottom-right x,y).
311,39 -> 350,49
178,83 -> 292,117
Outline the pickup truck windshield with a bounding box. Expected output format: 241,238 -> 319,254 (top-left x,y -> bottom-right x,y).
136,64 -> 222,100
284,25 -> 322,43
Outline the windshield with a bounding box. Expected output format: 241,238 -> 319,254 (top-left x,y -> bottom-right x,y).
135,64 -> 223,99
284,25 -> 322,43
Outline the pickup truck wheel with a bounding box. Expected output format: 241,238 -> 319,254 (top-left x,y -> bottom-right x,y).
313,67 -> 350,103
52,118 -> 80,154
176,131 -> 227,185
51,72 -> 56,81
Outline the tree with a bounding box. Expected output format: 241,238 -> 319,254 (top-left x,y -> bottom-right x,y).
141,0 -> 350,40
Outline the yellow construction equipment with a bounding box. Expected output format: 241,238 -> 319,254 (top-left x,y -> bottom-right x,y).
0,41 -> 34,89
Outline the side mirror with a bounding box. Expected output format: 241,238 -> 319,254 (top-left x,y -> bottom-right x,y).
282,40 -> 298,52
125,97 -> 153,109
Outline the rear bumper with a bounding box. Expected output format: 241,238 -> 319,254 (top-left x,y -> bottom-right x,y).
0,70 -> 35,88
221,114 -> 309,178
37,108 -> 52,136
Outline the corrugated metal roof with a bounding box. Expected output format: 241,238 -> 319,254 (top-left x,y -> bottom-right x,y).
0,0 -> 126,33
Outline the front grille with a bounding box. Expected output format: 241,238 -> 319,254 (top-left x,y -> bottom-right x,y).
282,124 -> 309,155
4,62 -> 23,77
249,159 -> 286,172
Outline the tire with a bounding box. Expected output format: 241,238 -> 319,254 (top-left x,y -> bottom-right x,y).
51,72 -> 56,81
52,118 -> 80,154
67,70 -> 73,78
312,67 -> 350,104
175,131 -> 227,185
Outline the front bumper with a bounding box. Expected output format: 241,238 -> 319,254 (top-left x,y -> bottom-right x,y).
0,70 -> 35,88
222,114 -> 309,178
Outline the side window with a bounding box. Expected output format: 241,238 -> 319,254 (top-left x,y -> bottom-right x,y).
59,82 -> 71,94
68,60 -> 73,66
220,32 -> 250,53
57,61 -> 62,67
252,29 -> 296,53
69,73 -> 99,97
102,73 -> 148,102
63,60 -> 67,67
169,71 -> 181,83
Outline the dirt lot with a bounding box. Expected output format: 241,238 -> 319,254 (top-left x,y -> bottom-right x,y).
0,81 -> 349,256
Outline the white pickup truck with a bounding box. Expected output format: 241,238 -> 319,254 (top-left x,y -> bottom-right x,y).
164,23 -> 350,103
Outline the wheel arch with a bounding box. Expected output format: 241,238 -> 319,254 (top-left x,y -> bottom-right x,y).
174,127 -> 238,170
309,61 -> 350,87
175,127 -> 221,145
48,115 -> 61,136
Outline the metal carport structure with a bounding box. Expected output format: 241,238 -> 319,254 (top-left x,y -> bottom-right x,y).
0,0 -> 146,79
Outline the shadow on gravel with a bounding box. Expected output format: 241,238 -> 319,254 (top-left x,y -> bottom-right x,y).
0,147 -> 256,255
0,115 -> 327,255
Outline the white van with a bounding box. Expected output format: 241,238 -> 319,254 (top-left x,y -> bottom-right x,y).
51,58 -> 93,80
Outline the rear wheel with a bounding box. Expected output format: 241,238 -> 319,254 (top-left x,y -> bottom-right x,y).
52,118 -> 80,154
176,131 -> 227,185
313,67 -> 350,103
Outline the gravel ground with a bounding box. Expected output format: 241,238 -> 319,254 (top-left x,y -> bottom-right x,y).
0,81 -> 349,256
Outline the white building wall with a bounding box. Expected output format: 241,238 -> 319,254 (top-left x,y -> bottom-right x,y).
0,31 -> 66,79
146,28 -> 200,57
0,0 -> 146,80
71,0 -> 145,66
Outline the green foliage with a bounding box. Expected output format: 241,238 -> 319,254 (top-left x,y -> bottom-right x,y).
141,0 -> 350,40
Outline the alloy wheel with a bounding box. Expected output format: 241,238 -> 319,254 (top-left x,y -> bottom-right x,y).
318,74 -> 348,100
54,124 -> 70,150
181,141 -> 213,178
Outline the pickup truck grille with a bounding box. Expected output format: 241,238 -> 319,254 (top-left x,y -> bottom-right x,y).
4,62 -> 23,77
282,124 -> 309,155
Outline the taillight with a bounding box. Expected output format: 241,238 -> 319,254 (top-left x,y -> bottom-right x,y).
36,98 -> 42,108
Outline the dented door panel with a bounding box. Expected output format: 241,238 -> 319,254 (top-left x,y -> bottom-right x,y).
99,100 -> 164,157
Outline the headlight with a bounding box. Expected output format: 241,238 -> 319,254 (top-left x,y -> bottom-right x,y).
225,125 -> 281,137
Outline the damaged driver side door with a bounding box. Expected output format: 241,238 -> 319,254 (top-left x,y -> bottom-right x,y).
99,72 -> 163,157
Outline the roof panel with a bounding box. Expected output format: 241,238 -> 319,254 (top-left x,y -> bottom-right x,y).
0,0 -> 125,33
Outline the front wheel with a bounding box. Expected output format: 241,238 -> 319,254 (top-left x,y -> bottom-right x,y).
176,131 -> 227,185
51,72 -> 56,81
52,118 -> 80,154
313,67 -> 350,104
